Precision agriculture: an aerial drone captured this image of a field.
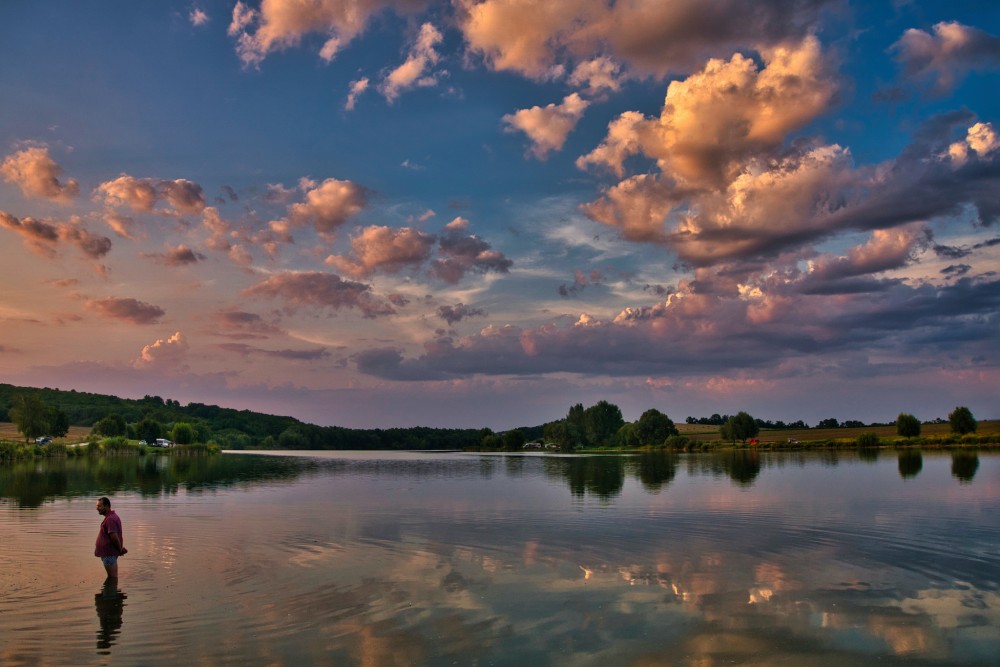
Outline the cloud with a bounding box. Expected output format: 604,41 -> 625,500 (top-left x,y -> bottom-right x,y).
429,228 -> 513,283
213,310 -> 283,339
568,57 -> 623,96
228,0 -> 424,67
456,0 -> 836,80
134,331 -> 188,369
103,213 -> 137,239
142,244 -> 206,266
437,302 -> 488,324
346,77 -> 369,110
288,177 -> 368,237
86,296 -> 165,324
189,8 -> 209,26
944,122 -> 1000,166
804,224 -> 930,285
891,21 -> 1000,94
218,342 -> 329,360
1,147 -> 79,202
95,175 -> 206,215
503,93 -> 590,159
380,22 -> 444,102
579,36 -> 837,188
325,225 -> 435,278
0,211 -> 111,259
243,271 -> 396,318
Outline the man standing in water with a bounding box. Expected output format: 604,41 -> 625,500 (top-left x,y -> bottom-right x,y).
95,497 -> 127,578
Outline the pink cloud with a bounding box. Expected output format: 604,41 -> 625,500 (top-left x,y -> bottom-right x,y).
94,175 -> 206,216
85,296 -> 165,324
0,146 -> 79,202
325,225 -> 435,278
288,177 -> 368,237
0,211 -> 111,259
134,331 -> 189,369
891,21 -> 1000,95
243,271 -> 396,318
380,22 -> 444,102
503,93 -> 590,159
142,244 -> 206,266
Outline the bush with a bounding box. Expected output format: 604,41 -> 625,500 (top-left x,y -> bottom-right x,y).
665,435 -> 691,449
896,413 -> 921,438
949,406 -> 977,435
856,432 -> 880,448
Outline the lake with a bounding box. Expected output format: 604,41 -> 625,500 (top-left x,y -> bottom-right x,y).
1,450 -> 997,666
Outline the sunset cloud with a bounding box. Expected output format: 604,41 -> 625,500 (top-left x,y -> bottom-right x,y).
212,310 -> 283,339
142,244 -> 206,266
134,331 -> 188,369
346,77 -> 370,110
86,297 -> 165,325
892,21 -> 1000,94
243,271 -> 395,318
380,22 -> 444,102
1,147 -> 79,202
429,229 -> 513,283
218,342 -> 329,360
95,175 -> 206,216
288,178 -> 368,237
325,225 -> 435,278
437,302 -> 487,324
503,93 -> 590,159
0,211 -> 111,259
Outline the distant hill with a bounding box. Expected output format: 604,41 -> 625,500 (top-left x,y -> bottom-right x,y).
0,383 -> 490,451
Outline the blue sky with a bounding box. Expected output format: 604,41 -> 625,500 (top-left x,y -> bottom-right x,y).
1,1 -> 998,429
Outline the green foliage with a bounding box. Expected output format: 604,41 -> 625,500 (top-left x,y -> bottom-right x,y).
633,409 -> 678,446
948,406 -> 977,435
582,400 -> 625,447
502,429 -> 526,452
612,423 -> 639,449
856,432 -> 880,448
172,422 -> 195,445
9,393 -> 50,441
722,411 -> 759,444
543,420 -> 578,452
47,406 -> 70,437
665,435 -> 691,450
136,417 -> 163,443
896,413 -> 921,438
94,413 -> 127,437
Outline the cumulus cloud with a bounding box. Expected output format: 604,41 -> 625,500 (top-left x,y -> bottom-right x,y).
891,21 -> 1000,94
287,177 -> 368,237
805,225 -> 930,285
457,0 -> 836,79
437,302 -> 487,324
189,8 -> 209,26
503,93 -> 590,159
325,225 -> 435,278
142,244 -> 206,266
346,77 -> 369,110
0,211 -> 112,259
380,22 -> 444,102
579,36 -> 837,187
228,0 -> 423,67
134,331 -> 188,369
945,122 -> 1000,166
243,271 -> 395,318
86,297 -> 165,324
568,57 -> 623,96
1,147 -> 79,202
95,175 -> 206,216
429,228 -> 513,283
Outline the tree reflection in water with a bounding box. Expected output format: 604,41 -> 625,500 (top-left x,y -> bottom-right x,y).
951,451 -> 979,483
898,450 -> 923,479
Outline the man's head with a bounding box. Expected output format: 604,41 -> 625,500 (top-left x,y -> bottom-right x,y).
96,497 -> 111,515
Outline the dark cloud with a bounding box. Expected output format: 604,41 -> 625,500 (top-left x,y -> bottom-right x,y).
891,21 -> 1000,94
0,211 -> 112,259
941,264 -> 971,277
429,230 -> 512,283
437,303 -> 487,324
218,343 -> 329,360
143,245 -> 206,266
85,297 -> 165,324
243,271 -> 396,318
212,310 -> 283,339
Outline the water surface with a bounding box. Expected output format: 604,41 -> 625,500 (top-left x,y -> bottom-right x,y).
1,450 -> 998,665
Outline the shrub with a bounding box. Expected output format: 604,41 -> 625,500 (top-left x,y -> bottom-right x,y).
896,413 -> 921,438
856,432 -> 880,448
665,435 -> 691,449
948,406 -> 977,435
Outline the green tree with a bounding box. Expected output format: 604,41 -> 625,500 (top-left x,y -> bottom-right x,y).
722,411 -> 759,444
10,393 -> 50,441
582,400 -> 625,447
502,429 -> 526,452
948,406 -> 977,435
633,409 -> 679,446
543,420 -> 578,452
93,413 -> 127,437
896,413 -> 921,438
47,406 -> 70,438
612,422 -> 639,449
136,417 -> 163,443
172,422 -> 195,445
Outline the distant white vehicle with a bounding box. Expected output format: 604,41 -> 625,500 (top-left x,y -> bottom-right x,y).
35,436 -> 53,444
154,438 -> 174,448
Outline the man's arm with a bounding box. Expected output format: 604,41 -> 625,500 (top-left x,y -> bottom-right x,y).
108,530 -> 128,555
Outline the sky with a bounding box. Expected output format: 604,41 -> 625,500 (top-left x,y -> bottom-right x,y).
1,0 -> 998,430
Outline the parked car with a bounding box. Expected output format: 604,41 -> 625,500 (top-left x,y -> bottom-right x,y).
35,436 -> 53,444
153,438 -> 174,448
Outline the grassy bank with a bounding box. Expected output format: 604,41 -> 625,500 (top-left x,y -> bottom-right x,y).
0,434 -> 221,462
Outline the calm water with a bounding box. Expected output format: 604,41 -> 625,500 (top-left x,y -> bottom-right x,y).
0,450 -> 998,666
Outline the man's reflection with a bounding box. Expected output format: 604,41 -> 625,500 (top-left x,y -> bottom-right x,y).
95,578 -> 127,653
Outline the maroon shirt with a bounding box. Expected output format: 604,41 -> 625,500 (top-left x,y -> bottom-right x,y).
95,510 -> 124,557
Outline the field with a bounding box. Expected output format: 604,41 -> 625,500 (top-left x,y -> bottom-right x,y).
0,423 -> 91,444
679,420 -> 1000,444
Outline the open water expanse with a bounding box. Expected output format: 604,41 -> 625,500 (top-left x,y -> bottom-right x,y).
1,449 -> 998,666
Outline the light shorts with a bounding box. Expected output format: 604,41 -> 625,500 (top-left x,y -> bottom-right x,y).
101,555 -> 118,566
